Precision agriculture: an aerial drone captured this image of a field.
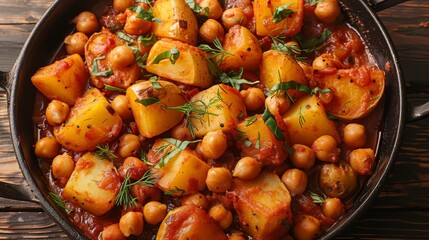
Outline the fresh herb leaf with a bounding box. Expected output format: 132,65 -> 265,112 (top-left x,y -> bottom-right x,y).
49,192 -> 72,214
129,5 -> 161,23
270,80 -> 331,97
104,84 -> 126,93
92,56 -> 114,77
95,144 -> 117,160
298,106 -> 306,128
273,4 -> 295,23
185,0 -> 209,17
245,115 -> 258,127
164,186 -> 186,196
367,95 -> 380,103
234,128 -> 252,147
198,37 -> 234,65
152,48 -> 180,64
115,171 -> 157,209
285,141 -> 294,155
262,108 -> 286,140
310,191 -> 325,204
326,112 -> 339,121
149,76 -> 162,90
155,138 -> 202,168
116,32 -> 134,44
138,33 -> 158,46
139,97 -> 160,106
109,25 -> 123,31
295,29 -> 332,53
140,149 -> 154,166
255,131 -> 261,150
311,87 -> 332,95
310,0 -> 324,6
128,46 -> 148,68
219,68 -> 259,90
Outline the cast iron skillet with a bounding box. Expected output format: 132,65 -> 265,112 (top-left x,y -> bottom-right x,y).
0,0 -> 428,239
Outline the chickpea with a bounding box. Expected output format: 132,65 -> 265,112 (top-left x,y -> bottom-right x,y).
281,168 -> 308,197
64,32 -> 88,56
171,123 -> 193,141
102,223 -> 126,240
198,0 -> 223,19
240,87 -> 265,111
199,19 -> 225,43
349,148 -> 375,175
319,161 -> 358,198
221,8 -> 247,30
119,211 -> 144,237
321,198 -> 345,220
343,123 -> 367,149
201,130 -> 227,159
290,144 -> 316,169
143,201 -> 167,225
120,156 -> 149,180
233,157 -> 261,180
265,94 -> 291,115
52,153 -> 75,179
311,135 -> 340,163
228,234 -> 246,240
73,11 -> 99,35
206,167 -> 232,192
118,134 -> 140,158
45,100 -> 70,126
124,10 -> 151,35
181,193 -> 208,209
314,0 -> 340,24
312,54 -> 336,71
209,205 -> 233,229
111,95 -> 133,120
113,0 -> 134,12
109,45 -> 135,68
35,136 -> 60,159
293,214 -> 321,240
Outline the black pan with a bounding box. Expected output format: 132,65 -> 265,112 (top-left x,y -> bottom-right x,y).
0,0 -> 427,239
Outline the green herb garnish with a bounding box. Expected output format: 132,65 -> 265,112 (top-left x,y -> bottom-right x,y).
156,138 -> 202,168
219,68 -> 259,90
92,56 -> 114,77
164,186 -> 186,196
115,171 -> 157,209
138,33 -> 158,46
273,4 -> 295,23
139,97 -> 160,106
152,48 -> 180,64
185,0 -> 209,17
295,29 -> 332,53
104,84 -> 126,93
262,108 -> 286,141
245,115 -> 258,127
116,31 -> 134,44
129,5 -> 161,23
310,191 -> 325,204
95,144 -> 117,160
49,192 -> 72,214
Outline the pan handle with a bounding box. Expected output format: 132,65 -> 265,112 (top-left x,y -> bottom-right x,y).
0,181 -> 39,203
367,0 -> 409,12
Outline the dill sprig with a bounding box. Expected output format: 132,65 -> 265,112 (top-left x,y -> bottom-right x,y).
115,170 -> 157,209
49,192 -> 72,214
198,37 -> 234,65
309,191 -> 325,204
95,144 -> 117,160
155,138 -> 202,168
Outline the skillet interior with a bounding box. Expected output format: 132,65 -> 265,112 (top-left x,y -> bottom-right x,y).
8,0 -> 404,239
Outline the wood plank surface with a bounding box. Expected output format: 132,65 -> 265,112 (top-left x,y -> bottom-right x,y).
0,0 -> 428,239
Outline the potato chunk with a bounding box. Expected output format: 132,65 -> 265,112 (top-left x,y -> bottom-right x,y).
260,50 -> 307,98
54,88 -> 122,152
234,115 -> 288,165
145,38 -> 213,88
157,205 -> 228,240
149,139 -> 210,196
31,54 -> 88,106
152,0 -> 198,45
63,153 -> 121,216
220,25 -> 262,71
229,171 -> 293,239
254,0 -> 304,37
283,95 -> 340,147
189,84 -> 246,137
126,80 -> 187,138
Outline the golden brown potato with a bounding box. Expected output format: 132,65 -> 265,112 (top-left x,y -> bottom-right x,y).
230,171 -> 293,239
283,95 -> 340,147
220,25 -> 262,71
319,161 -> 358,199
31,54 -> 88,106
254,0 -> 304,37
145,38 -> 213,88
313,66 -> 385,120
54,88 -> 123,152
152,0 -> 199,45
156,205 -> 228,240
127,80 -> 187,138
63,153 -> 121,216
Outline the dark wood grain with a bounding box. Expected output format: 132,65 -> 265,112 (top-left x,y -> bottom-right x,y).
0,0 -> 428,239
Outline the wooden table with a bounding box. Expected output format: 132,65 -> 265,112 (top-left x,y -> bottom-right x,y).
1,0 -> 428,239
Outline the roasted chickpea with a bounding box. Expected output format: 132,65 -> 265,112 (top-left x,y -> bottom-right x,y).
343,123 -> 367,149
64,32 -> 88,56
35,136 -> 60,159
143,201 -> 167,225
198,0 -> 223,19
314,0 -> 340,24
349,148 -> 375,175
281,168 -> 308,196
319,161 -> 358,198
119,211 -> 144,237
113,0 -> 134,12
109,45 -> 135,68
171,123 -> 193,141
209,205 -> 233,229
221,8 -> 247,30
45,100 -> 70,126
181,193 -> 208,209
102,223 -> 126,240
52,153 -> 75,179
290,144 -> 316,169
322,198 -> 345,220
206,167 -> 232,192
312,135 -> 340,163
233,157 -> 261,180
111,95 -> 133,120
131,184 -> 162,204
293,214 -> 321,240
120,156 -> 149,180
240,87 -> 265,111
124,10 -> 151,35
199,19 -> 225,43
118,134 -> 140,158
201,130 -> 227,159
265,94 -> 291,115
73,11 -> 99,35
228,234 -> 246,240
312,54 -> 336,71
